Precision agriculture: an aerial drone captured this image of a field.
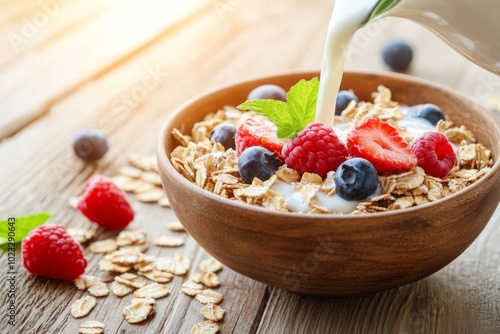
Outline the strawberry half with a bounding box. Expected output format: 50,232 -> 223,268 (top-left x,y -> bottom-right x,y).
235,117 -> 289,160
347,118 -> 417,175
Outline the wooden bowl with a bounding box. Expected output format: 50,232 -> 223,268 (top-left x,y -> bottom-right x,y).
157,71 -> 500,296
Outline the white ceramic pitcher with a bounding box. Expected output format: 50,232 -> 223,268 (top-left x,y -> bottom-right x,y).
368,0 -> 500,74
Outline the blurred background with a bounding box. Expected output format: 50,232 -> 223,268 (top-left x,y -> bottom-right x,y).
1,0 -> 499,192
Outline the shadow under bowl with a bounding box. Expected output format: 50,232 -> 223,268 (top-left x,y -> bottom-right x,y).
157,70 -> 500,296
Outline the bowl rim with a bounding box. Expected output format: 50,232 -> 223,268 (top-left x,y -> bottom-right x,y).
157,70 -> 500,221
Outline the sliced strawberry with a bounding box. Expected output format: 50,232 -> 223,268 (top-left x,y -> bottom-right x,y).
235,117 -> 289,160
347,118 -> 417,175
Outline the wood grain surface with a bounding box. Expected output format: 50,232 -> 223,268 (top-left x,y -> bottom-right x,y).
0,0 -> 499,333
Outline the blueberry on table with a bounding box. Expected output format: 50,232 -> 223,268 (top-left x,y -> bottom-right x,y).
414,103 -> 445,125
247,84 -> 287,102
238,146 -> 283,184
210,123 -> 237,150
382,41 -> 413,71
72,129 -> 109,162
335,90 -> 358,115
334,158 -> 378,201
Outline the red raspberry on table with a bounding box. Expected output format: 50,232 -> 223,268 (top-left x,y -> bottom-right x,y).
235,117 -> 289,160
22,224 -> 87,281
281,122 -> 348,179
347,118 -> 417,175
78,175 -> 134,230
411,131 -> 456,178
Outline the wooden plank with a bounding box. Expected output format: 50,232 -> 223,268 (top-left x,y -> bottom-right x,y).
256,207 -> 500,334
0,0 -> 115,67
0,0 -> 211,140
0,0 -> 499,333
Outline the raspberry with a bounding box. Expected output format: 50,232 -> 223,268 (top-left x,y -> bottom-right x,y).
411,131 -> 456,178
22,224 -> 87,281
281,122 -> 348,179
78,175 -> 134,230
347,118 -> 417,175
235,117 -> 289,159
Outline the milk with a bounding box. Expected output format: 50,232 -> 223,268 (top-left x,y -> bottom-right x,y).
315,0 -> 378,127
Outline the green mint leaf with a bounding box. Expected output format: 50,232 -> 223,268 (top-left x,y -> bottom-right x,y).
0,212 -> 52,246
237,77 -> 320,139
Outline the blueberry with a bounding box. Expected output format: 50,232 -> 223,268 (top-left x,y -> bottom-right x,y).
335,90 -> 358,115
73,129 -> 109,162
414,103 -> 445,125
382,41 -> 413,71
247,84 -> 287,102
334,158 -> 378,201
238,146 -> 283,184
210,123 -> 237,150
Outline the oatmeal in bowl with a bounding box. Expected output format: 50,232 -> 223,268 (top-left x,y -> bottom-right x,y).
157,71 -> 500,296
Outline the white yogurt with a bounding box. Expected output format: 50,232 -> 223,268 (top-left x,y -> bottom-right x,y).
270,175 -> 381,214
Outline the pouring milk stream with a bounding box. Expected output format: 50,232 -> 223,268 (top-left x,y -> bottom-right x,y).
316,0 -> 500,127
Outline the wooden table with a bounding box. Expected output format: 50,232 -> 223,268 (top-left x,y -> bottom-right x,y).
1,0 -> 499,333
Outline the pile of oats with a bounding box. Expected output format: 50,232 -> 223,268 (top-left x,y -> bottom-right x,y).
169,87 -> 494,214
68,222 -> 201,330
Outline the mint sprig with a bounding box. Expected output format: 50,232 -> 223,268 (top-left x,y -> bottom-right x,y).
0,212 -> 52,246
237,77 -> 319,138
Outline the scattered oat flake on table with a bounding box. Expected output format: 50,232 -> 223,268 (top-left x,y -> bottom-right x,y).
133,283 -> 170,299
114,273 -> 147,289
154,235 -> 185,247
195,289 -> 223,304
166,220 -> 185,232
74,275 -> 101,290
140,270 -> 173,283
136,189 -> 165,203
122,299 -> 156,324
190,273 -> 202,284
199,258 -> 223,273
78,320 -> 105,334
128,154 -> 158,172
158,196 -> 171,207
67,228 -> 95,244
169,253 -> 191,275
140,171 -> 162,185
200,303 -> 225,322
88,282 -> 109,297
181,281 -> 205,296
191,320 -> 220,334
71,296 -> 97,318
110,281 -> 135,297
111,175 -> 134,190
98,258 -> 132,273
119,166 -> 143,178
68,196 -> 80,210
116,230 -> 147,246
89,239 -> 118,253
110,250 -> 146,266
199,271 -> 220,288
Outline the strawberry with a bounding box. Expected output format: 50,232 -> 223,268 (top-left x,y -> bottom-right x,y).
347,118 -> 417,175
411,131 -> 456,178
235,117 -> 289,160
